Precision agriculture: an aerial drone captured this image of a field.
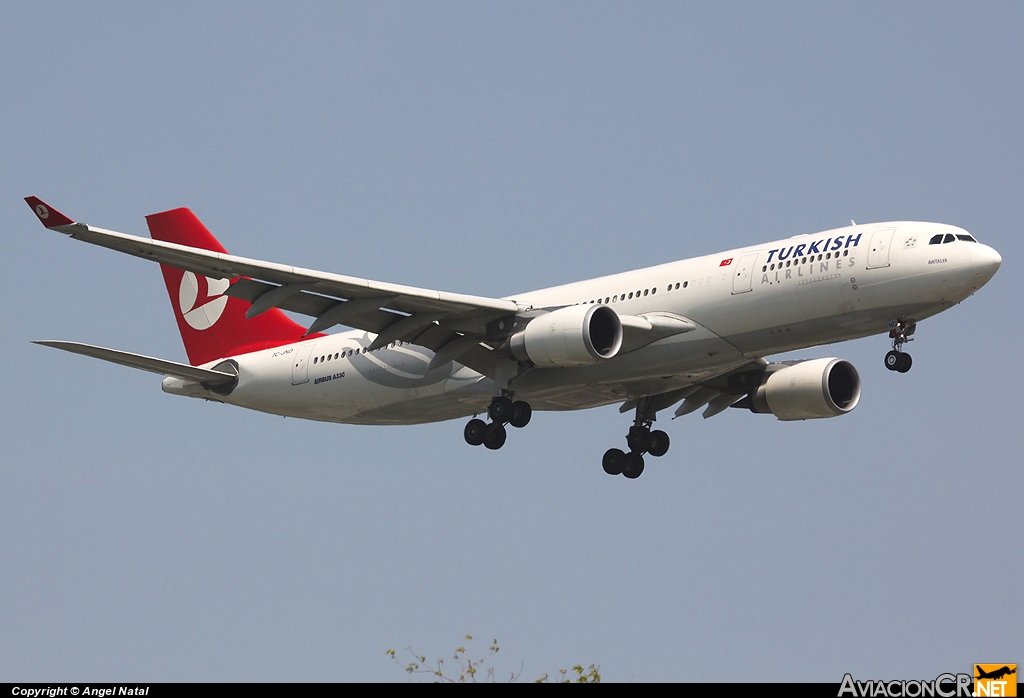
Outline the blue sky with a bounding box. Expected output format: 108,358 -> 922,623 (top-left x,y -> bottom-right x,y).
1,1 -> 1020,682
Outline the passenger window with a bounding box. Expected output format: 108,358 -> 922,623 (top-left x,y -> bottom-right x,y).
643,289 -> 648,296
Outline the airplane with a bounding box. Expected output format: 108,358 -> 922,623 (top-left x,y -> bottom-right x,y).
975,666 -> 1016,681
25,196 -> 1001,479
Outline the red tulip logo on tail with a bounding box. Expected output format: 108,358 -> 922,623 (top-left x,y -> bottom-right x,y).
179,271 -> 229,331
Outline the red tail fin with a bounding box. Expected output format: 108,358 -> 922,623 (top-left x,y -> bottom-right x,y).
146,208 -> 310,366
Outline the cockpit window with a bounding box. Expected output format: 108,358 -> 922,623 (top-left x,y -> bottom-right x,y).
943,233 -> 956,243
956,234 -> 978,242
929,234 -> 943,245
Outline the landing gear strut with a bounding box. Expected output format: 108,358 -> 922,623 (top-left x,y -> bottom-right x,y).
464,393 -> 531,450
603,399 -> 670,479
885,319 -> 916,373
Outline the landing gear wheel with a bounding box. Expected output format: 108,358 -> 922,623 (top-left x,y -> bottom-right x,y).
884,350 -> 900,371
886,319 -> 917,374
896,353 -> 913,373
647,430 -> 670,458
489,396 -> 513,422
602,448 -> 625,475
483,423 -> 507,450
509,401 -> 532,428
622,452 -> 645,479
627,425 -> 650,453
464,418 -> 488,446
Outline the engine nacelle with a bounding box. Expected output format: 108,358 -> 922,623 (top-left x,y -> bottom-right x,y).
751,358 -> 861,420
509,305 -> 623,368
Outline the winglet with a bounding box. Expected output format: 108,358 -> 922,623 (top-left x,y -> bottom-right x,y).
24,197 -> 76,228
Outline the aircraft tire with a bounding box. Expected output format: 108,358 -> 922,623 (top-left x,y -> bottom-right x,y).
489,396 -> 514,422
626,425 -> 650,453
464,419 -> 488,446
884,350 -> 900,371
484,423 -> 507,450
648,430 -> 670,457
602,448 -> 625,475
509,401 -> 532,428
622,453 -> 645,479
897,353 -> 913,373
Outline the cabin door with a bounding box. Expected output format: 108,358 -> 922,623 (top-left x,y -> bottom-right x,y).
291,342 -> 316,385
866,228 -> 897,269
731,253 -> 760,294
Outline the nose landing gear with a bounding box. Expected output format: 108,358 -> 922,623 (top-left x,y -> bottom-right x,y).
602,398 -> 670,479
463,393 -> 532,450
885,319 -> 916,373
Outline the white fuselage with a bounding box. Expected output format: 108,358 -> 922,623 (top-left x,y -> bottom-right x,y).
163,221 -> 1001,424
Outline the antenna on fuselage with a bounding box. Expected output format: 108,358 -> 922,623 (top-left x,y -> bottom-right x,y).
851,219 -> 857,226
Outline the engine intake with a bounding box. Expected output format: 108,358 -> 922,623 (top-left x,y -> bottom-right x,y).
509,305 -> 623,368
751,358 -> 861,420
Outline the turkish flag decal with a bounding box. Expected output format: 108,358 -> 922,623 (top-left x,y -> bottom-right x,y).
720,258 -> 733,267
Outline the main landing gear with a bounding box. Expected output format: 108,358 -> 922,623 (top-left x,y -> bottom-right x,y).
464,393 -> 532,450
884,319 -> 916,373
602,401 -> 670,479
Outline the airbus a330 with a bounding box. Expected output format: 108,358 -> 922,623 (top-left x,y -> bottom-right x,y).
26,197 -> 1001,479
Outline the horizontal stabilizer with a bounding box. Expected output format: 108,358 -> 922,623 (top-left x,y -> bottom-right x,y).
34,340 -> 237,384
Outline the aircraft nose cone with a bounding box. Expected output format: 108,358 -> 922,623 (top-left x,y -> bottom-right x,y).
973,243 -> 1002,281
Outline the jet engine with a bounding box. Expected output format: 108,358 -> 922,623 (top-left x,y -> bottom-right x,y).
509,305 -> 623,368
750,358 -> 861,420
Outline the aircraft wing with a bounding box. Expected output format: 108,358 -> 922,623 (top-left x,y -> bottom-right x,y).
26,197 -> 521,372
34,340 -> 238,385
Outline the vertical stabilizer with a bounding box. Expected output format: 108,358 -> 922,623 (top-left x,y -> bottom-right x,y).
146,208 -> 310,366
